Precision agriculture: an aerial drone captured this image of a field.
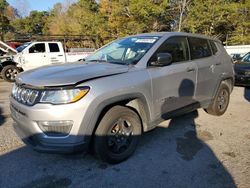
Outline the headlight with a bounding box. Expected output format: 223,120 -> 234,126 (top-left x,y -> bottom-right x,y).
12,84 -> 39,105
40,87 -> 89,104
245,71 -> 250,76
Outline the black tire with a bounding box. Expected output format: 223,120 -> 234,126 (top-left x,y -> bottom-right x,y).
205,83 -> 230,116
1,65 -> 20,82
94,105 -> 142,164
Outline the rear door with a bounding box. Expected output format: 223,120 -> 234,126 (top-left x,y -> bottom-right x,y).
47,42 -> 65,64
147,36 -> 197,120
188,37 -> 220,102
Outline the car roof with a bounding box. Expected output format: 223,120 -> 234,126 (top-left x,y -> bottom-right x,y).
132,32 -> 221,43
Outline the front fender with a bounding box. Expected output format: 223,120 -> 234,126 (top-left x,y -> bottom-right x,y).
78,92 -> 152,144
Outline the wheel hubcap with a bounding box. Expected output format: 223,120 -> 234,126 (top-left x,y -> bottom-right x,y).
217,89 -> 228,111
107,119 -> 133,154
6,68 -> 18,80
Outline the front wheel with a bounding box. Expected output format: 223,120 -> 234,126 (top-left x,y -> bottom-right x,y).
1,65 -> 20,82
94,106 -> 142,164
205,83 -> 230,116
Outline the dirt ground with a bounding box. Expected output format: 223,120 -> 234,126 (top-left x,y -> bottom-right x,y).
0,79 -> 249,188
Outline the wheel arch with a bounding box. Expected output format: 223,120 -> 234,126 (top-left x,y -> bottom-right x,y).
205,76 -> 232,116
0,61 -> 23,71
84,93 -> 152,148
95,94 -> 151,133
213,75 -> 234,99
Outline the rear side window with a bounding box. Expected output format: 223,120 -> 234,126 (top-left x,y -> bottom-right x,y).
149,36 -> 189,64
188,38 -> 212,59
210,41 -> 218,54
49,43 -> 60,52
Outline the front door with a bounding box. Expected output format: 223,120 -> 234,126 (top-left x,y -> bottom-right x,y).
22,43 -> 49,71
147,36 -> 197,120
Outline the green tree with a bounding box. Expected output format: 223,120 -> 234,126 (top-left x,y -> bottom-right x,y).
46,0 -> 108,48
11,10 -> 49,35
0,0 -> 8,10
182,0 -> 236,42
0,0 -> 10,40
6,0 -> 249,46
99,0 -> 172,37
227,0 -> 250,44
182,0 -> 250,44
68,0 -> 106,47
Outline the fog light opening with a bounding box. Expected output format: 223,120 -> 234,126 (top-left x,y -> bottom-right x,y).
37,120 -> 73,137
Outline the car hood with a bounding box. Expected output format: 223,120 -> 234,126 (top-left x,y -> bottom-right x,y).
16,62 -> 129,87
234,63 -> 250,71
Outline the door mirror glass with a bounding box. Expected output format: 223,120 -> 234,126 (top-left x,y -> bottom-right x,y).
151,53 -> 172,66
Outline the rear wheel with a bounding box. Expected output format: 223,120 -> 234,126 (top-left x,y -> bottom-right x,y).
1,65 -> 20,82
205,83 -> 230,116
94,106 -> 142,164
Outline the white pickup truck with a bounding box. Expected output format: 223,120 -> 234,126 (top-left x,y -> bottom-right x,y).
0,41 -> 94,82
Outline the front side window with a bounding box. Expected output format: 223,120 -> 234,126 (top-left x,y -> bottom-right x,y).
149,36 -> 189,65
188,38 -> 212,59
85,36 -> 160,65
29,43 -> 45,53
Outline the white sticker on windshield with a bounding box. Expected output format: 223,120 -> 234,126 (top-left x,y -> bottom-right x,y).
135,38 -> 157,43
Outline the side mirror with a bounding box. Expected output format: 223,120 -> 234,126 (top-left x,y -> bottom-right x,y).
151,53 -> 172,66
78,58 -> 85,62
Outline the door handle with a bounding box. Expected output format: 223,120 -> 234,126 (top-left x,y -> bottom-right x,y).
186,67 -> 195,72
58,55 -> 63,57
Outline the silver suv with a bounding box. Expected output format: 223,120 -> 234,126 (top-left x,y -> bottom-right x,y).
10,32 -> 234,163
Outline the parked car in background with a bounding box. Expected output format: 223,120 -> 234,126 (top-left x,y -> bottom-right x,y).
7,42 -> 22,49
231,53 -> 243,61
0,41 -> 18,79
235,52 -> 250,63
225,45 -> 250,59
0,41 -> 94,82
10,32 -> 234,163
234,52 -> 250,86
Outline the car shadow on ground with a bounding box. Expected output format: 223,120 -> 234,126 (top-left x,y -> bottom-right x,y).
0,108 -> 6,126
0,111 -> 236,188
244,87 -> 250,102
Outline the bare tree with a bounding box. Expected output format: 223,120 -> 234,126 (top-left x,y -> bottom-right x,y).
170,0 -> 191,32
13,0 -> 30,17
62,0 -> 77,12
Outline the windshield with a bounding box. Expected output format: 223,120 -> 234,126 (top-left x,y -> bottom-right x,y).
16,42 -> 31,53
85,36 -> 160,65
241,52 -> 250,63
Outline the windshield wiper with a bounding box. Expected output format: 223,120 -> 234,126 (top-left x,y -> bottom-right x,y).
87,59 -> 128,66
108,61 -> 128,65
88,59 -> 108,63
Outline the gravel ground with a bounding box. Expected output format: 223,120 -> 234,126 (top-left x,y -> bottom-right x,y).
0,79 -> 249,188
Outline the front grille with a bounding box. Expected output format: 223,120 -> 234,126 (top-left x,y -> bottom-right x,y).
235,69 -> 250,76
244,71 -> 250,76
12,84 -> 40,106
235,70 -> 246,75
